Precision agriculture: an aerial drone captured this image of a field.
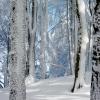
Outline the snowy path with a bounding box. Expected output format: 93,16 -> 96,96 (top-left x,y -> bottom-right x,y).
0,76 -> 90,100
26,76 -> 90,100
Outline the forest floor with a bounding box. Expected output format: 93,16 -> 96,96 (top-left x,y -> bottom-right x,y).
0,73 -> 91,100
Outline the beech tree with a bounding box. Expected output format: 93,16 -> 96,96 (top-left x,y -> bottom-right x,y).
9,0 -> 27,100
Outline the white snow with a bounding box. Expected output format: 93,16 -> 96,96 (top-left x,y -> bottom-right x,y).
0,75 -> 90,100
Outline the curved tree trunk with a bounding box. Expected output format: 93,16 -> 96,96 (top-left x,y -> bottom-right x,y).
71,0 -> 89,92
77,0 -> 89,87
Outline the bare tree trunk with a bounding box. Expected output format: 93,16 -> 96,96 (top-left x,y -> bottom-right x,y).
9,0 -> 26,100
78,0 -> 89,86
29,0 -> 37,81
69,0 -> 77,75
4,60 -> 8,87
39,0 -> 48,79
90,1 -> 100,100
25,0 -> 37,84
71,0 -> 89,92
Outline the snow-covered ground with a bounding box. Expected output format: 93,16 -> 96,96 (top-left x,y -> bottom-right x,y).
0,75 -> 91,100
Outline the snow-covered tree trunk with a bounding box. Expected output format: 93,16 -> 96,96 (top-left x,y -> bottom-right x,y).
78,0 -> 89,86
90,1 -> 100,100
71,0 -> 89,92
4,60 -> 8,87
69,0 -> 77,75
39,0 -> 48,79
26,0 -> 37,83
9,0 -> 26,100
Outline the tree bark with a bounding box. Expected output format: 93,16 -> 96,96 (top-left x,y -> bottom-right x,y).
78,0 -> 89,87
28,0 -> 37,81
25,0 -> 37,84
90,1 -> 100,100
9,0 -> 26,100
71,0 -> 89,92
39,0 -> 48,79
